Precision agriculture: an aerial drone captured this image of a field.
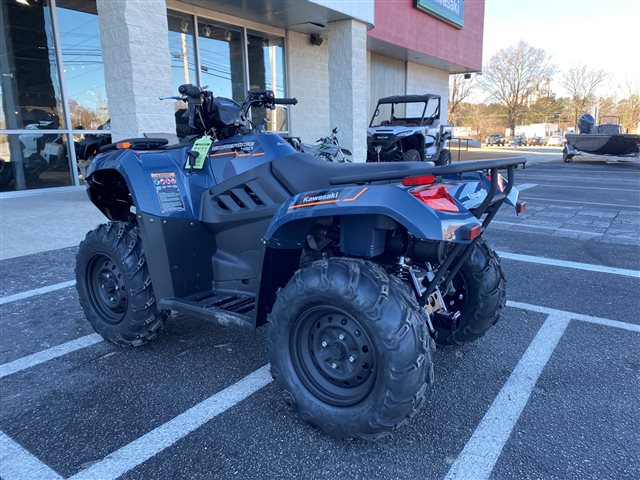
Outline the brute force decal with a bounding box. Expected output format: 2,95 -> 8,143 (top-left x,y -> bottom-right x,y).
210,142 -> 255,152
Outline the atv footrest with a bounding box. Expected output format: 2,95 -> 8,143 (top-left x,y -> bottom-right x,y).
159,293 -> 255,329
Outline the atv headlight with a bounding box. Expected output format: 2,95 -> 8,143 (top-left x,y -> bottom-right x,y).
397,130 -> 413,137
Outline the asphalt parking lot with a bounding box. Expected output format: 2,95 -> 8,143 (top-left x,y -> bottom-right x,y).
1,155 -> 639,479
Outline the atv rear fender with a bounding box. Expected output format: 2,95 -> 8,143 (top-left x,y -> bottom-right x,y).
265,183 -> 480,257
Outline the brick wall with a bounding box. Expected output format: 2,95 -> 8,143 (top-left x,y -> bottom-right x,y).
285,30 -> 330,144
405,62 -> 449,124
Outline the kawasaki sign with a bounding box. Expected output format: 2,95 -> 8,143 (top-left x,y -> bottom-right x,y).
414,0 -> 464,29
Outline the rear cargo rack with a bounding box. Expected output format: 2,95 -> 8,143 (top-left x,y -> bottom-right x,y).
328,157 -> 526,185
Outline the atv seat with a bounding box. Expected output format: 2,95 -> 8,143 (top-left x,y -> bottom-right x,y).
271,152 -> 428,194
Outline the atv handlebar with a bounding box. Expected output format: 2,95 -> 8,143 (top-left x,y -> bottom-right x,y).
274,98 -> 298,105
178,84 -> 202,97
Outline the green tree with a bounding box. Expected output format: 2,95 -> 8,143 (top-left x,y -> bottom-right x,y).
479,41 -> 556,132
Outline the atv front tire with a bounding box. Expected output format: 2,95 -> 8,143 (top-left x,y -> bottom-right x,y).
437,239 -> 506,346
403,149 -> 422,162
435,148 -> 452,166
268,258 -> 434,440
76,222 -> 167,346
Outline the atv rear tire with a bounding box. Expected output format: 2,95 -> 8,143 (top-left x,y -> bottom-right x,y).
435,148 -> 452,166
76,222 -> 167,346
268,258 -> 434,440
436,240 -> 506,346
403,149 -> 422,162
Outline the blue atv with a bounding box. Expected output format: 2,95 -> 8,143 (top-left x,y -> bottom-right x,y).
76,84 -> 526,440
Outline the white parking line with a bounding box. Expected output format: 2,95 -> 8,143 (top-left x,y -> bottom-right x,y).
0,431 -> 63,480
444,314 -> 570,480
523,184 -> 640,192
493,220 -> 638,240
0,280 -> 76,305
517,175 -> 639,184
520,196 -> 640,208
0,334 -> 103,379
516,183 -> 537,191
506,300 -> 640,333
69,365 -> 273,480
497,251 -> 640,278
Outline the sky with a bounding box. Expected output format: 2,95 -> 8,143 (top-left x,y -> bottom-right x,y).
481,0 -> 640,99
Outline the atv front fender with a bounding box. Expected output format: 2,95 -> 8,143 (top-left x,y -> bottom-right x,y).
265,183 -> 480,249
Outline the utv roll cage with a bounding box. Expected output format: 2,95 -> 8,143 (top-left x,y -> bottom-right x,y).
369,94 -> 441,128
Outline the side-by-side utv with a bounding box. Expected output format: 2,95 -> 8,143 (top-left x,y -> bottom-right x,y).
77,84 -> 526,440
367,94 -> 453,165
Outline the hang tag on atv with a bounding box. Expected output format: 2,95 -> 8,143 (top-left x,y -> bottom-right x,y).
185,136 -> 212,170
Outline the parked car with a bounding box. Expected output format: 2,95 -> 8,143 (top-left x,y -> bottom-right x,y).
485,134 -> 505,146
509,135 -> 527,147
527,136 -> 544,146
545,135 -> 566,147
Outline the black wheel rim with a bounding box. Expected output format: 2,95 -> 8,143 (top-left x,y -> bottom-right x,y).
290,305 -> 377,407
444,272 -> 468,313
86,254 -> 128,324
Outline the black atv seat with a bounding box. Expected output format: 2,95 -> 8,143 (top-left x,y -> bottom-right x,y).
271,152 -> 428,194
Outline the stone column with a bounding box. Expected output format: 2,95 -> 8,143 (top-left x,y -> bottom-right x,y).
328,19 -> 368,162
96,0 -> 174,141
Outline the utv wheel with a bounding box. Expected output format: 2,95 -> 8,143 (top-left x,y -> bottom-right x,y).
0,160 -> 13,191
267,258 -> 434,440
76,222 -> 167,346
435,148 -> 452,166
436,239 -> 506,346
403,149 -> 422,162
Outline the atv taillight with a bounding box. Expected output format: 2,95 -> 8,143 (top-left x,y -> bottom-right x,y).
460,223 -> 482,240
402,174 -> 436,186
516,201 -> 527,214
410,186 -> 459,213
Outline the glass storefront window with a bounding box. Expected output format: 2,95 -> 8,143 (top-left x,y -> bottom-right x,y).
167,10 -> 197,96
56,0 -> 108,129
0,133 -> 74,192
247,32 -> 287,132
197,20 -> 245,102
72,130 -> 111,184
0,0 -> 65,130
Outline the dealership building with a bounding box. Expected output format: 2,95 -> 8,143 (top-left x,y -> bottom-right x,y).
0,0 -> 484,195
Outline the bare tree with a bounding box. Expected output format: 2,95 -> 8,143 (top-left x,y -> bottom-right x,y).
448,74 -> 476,125
562,64 -> 609,126
618,79 -> 640,133
480,41 -> 556,132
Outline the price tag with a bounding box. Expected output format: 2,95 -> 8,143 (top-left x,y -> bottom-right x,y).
185,136 -> 212,170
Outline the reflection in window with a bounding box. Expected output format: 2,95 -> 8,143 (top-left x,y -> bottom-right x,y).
167,10 -> 197,95
56,0 -> 108,129
0,0 -> 65,129
0,133 -> 73,192
197,20 -> 245,102
247,33 -> 286,132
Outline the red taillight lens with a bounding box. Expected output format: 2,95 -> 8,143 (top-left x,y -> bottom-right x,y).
402,174 -> 436,187
516,201 -> 527,214
411,186 -> 459,213
460,223 -> 482,240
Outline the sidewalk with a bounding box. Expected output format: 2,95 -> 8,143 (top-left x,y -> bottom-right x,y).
0,188 -> 106,260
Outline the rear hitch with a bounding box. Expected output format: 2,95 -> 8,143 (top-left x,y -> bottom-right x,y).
431,309 -> 461,331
